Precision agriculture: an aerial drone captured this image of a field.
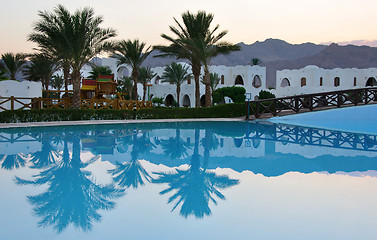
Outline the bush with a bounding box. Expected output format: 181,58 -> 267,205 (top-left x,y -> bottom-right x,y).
0,103 -> 248,123
213,86 -> 246,103
258,90 -> 276,100
152,97 -> 164,107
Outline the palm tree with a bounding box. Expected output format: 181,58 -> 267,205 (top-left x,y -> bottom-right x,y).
0,52 -> 27,80
50,74 -> 64,91
23,54 -> 58,90
138,67 -> 156,101
155,11 -> 240,107
250,58 -> 262,66
88,64 -> 112,80
201,72 -> 220,105
161,62 -> 191,107
117,76 -> 133,99
29,5 -> 116,108
111,39 -> 151,100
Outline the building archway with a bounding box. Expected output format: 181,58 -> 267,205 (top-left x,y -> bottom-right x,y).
233,138 -> 243,148
252,75 -> 262,88
117,66 -> 129,78
182,94 -> 191,107
154,76 -> 160,85
200,95 -> 206,107
366,77 -> 377,86
235,75 -> 244,85
165,94 -> 174,107
301,77 -> 306,87
280,78 -> 290,87
334,77 -> 340,87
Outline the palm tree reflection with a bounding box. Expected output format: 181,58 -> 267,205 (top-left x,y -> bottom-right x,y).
15,136 -> 124,233
29,135 -> 61,168
153,129 -> 239,218
0,153 -> 26,170
160,128 -> 192,160
109,133 -> 155,189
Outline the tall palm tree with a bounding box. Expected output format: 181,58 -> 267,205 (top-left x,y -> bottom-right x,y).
161,62 -> 191,107
155,11 -> 240,107
50,74 -> 64,91
29,5 -> 116,108
23,54 -> 58,90
138,67 -> 156,101
0,52 -> 27,80
111,39 -> 151,100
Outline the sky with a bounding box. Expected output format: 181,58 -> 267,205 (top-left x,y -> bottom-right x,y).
1,0 -> 377,55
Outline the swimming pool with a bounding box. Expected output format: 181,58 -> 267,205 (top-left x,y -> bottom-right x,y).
1,120 -> 377,239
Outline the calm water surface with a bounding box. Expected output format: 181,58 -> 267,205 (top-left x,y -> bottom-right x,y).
1,121 -> 377,240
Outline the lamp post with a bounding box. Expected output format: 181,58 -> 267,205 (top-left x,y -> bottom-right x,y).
245,92 -> 252,119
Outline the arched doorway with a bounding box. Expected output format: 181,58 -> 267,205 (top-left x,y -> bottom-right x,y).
200,95 -> 206,107
280,78 -> 290,87
252,75 -> 262,88
165,94 -> 174,107
117,66 -> 129,78
235,75 -> 244,85
182,94 -> 191,107
366,77 -> 377,86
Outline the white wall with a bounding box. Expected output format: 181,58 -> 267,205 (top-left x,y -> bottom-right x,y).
0,80 -> 42,111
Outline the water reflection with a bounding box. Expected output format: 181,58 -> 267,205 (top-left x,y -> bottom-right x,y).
15,136 -> 125,232
1,121 -> 377,233
153,129 -> 239,218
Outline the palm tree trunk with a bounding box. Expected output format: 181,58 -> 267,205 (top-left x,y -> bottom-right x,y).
204,69 -> 211,107
191,63 -> 201,108
177,85 -> 181,107
132,68 -> 138,101
72,69 -> 81,109
63,64 -> 70,97
142,84 -> 147,101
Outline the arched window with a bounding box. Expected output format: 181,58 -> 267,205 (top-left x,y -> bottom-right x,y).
280,78 -> 290,87
221,75 -> 225,84
301,77 -> 306,87
235,75 -> 244,85
320,77 -> 323,86
334,77 -> 340,87
366,77 -> 377,87
252,75 -> 262,88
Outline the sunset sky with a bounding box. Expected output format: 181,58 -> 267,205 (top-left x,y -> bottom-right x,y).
1,0 -> 377,55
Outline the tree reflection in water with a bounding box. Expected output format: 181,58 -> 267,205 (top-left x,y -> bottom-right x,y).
153,129 -> 239,218
29,135 -> 61,169
0,153 -> 26,170
15,136 -> 124,233
160,129 -> 192,160
109,133 -> 154,189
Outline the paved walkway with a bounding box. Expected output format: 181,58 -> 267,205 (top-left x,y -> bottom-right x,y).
0,117 -> 247,129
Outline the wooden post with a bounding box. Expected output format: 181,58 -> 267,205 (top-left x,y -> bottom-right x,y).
10,96 -> 14,110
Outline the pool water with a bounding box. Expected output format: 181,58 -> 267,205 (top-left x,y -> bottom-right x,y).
1,121 -> 377,240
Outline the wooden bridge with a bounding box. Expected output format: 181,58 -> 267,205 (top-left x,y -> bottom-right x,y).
246,87 -> 377,119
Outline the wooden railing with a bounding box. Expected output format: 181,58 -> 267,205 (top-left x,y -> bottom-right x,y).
247,87 -> 377,119
0,97 -> 153,111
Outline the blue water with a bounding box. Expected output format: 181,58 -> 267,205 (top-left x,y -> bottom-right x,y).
270,104 -> 377,134
1,121 -> 377,240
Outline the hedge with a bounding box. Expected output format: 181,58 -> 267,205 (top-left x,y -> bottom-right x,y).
0,103 -> 247,123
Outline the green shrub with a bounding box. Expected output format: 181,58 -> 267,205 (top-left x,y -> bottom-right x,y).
258,90 -> 276,100
0,103 -> 247,123
152,97 -> 164,107
213,86 -> 246,103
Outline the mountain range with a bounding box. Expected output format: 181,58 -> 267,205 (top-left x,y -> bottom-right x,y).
142,38 -> 377,87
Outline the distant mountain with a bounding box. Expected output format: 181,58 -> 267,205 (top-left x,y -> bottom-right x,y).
263,44 -> 377,86
142,38 -> 327,68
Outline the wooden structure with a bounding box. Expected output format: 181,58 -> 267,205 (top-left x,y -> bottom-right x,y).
81,74 -> 118,99
247,87 -> 377,119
